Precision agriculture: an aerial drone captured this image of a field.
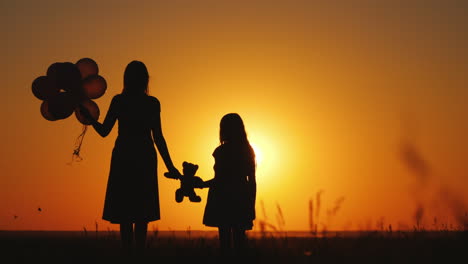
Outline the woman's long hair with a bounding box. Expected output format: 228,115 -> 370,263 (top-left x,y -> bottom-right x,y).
122,60 -> 149,95
219,113 -> 256,162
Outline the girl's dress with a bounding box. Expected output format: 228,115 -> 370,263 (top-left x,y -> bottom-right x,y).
203,142 -> 256,229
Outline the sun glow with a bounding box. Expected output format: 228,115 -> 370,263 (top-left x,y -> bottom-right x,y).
248,129 -> 282,191
251,143 -> 263,166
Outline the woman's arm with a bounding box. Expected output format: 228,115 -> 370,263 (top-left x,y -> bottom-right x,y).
90,97 -> 118,137
152,112 -> 180,177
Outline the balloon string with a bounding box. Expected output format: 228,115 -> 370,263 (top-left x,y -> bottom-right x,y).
69,125 -> 88,164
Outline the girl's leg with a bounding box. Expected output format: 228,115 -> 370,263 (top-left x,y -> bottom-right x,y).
233,228 -> 247,256
218,226 -> 232,256
120,222 -> 133,253
135,221 -> 148,252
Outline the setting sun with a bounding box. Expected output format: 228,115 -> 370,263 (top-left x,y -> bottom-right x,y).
247,128 -> 283,192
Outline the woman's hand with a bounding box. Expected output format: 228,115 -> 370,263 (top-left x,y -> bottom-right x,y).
164,167 -> 182,179
78,104 -> 95,123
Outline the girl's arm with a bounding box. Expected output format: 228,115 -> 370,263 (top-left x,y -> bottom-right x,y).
248,170 -> 257,200
247,160 -> 257,209
202,178 -> 215,188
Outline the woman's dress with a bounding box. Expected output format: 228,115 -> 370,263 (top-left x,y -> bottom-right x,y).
102,94 -> 161,223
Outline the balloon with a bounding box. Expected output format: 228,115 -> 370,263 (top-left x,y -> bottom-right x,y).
34,58 -> 106,126
47,92 -> 77,120
32,76 -> 59,100
40,100 -> 57,121
76,58 -> 99,79
47,62 -> 81,93
75,99 -> 100,125
58,62 -> 82,93
82,74 -> 107,99
46,62 -> 61,78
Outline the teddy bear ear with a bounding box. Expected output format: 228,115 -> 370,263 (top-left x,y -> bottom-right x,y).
183,161 -> 187,166
195,164 -> 199,169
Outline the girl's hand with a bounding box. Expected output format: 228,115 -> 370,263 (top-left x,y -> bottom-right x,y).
199,180 -> 208,189
200,179 -> 213,189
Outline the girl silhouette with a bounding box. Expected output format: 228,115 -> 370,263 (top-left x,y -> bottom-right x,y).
202,113 -> 257,256
80,60 -> 181,254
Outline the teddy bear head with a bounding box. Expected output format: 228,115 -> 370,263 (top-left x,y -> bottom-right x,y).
182,161 -> 199,177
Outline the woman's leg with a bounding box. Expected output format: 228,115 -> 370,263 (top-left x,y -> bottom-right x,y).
120,222 -> 133,252
135,221 -> 148,252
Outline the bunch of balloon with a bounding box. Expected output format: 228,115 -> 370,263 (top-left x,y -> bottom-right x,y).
32,58 -> 107,162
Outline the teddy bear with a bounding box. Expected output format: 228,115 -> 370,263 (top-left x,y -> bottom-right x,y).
165,161 -> 204,203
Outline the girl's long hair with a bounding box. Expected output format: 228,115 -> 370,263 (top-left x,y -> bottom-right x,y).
122,60 -> 149,95
219,113 -> 256,162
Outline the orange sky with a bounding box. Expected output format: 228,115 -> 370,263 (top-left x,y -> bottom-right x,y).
2,0 -> 468,232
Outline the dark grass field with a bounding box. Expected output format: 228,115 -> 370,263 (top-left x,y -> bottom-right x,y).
1,230 -> 466,263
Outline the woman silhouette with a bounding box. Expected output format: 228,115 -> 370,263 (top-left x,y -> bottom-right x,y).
81,60 -> 180,254
202,113 -> 257,256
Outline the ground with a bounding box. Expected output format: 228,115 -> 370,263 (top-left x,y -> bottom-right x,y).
0,230 -> 466,263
